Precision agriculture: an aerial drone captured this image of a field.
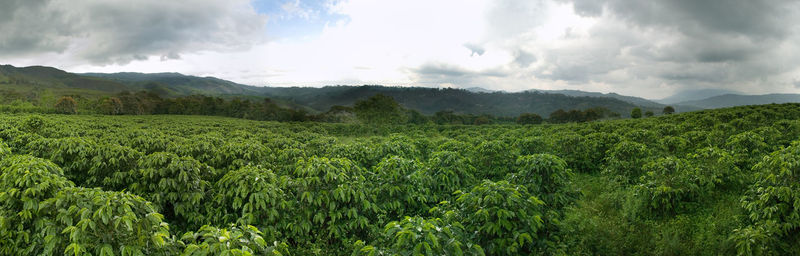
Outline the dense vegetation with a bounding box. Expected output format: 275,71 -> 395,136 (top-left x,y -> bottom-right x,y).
2,65 -> 670,118
1,103 -> 800,255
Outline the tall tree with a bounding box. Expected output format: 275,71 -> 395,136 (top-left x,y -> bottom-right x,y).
631,107 -> 642,119
353,94 -> 407,124
663,106 -> 675,115
54,96 -> 78,114
517,113 -> 543,125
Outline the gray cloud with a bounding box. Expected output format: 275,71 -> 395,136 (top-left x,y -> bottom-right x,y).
0,0 -> 266,64
519,0 -> 800,96
513,49 -> 536,67
464,43 -> 486,57
409,63 -> 508,87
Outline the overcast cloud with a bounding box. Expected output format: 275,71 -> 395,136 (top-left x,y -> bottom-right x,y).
1,0 -> 800,98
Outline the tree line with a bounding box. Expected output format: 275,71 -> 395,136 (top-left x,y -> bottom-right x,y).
46,92 -> 672,125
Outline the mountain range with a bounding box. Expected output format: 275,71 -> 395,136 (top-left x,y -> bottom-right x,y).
2,64 -> 799,118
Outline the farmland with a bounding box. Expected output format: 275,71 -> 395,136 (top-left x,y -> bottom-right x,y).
1,103 -> 800,255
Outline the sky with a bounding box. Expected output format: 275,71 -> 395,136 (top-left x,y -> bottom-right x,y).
2,0 -> 800,99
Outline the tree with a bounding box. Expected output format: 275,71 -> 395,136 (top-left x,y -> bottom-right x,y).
100,97 -> 123,115
473,115 -> 490,125
663,106 -> 675,115
54,96 -> 77,114
644,110 -> 654,117
631,107 -> 642,119
353,94 -> 407,124
517,113 -> 543,124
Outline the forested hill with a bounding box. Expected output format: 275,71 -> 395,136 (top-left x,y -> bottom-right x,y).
1,64 -> 666,117
259,85 -> 658,117
675,93 -> 800,109
0,65 -> 129,92
82,72 -> 263,97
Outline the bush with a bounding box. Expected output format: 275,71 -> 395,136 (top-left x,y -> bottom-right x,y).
634,157 -> 700,216
603,141 -> 653,182
131,152 -> 214,231
180,225 -> 289,256
211,165 -> 289,240
734,143 -> 800,255
353,216 -> 484,256
454,180 -> 546,255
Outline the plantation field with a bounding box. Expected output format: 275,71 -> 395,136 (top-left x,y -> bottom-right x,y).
2,103 -> 800,255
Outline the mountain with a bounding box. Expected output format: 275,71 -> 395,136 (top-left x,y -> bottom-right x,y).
0,64 -> 676,118
676,93 -> 800,109
530,89 -> 665,109
82,72 -> 262,96
657,88 -> 740,104
0,65 -> 129,92
260,85 -> 659,117
464,87 -> 496,93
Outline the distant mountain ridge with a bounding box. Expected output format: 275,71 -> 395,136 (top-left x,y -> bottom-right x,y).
657,88 -> 740,104
258,85 -> 658,117
82,72 -> 262,96
5,64 -> 798,118
676,93 -> 800,109
529,89 -> 666,109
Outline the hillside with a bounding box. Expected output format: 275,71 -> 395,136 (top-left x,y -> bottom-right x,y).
2,64 -> 674,118
0,65 -> 129,92
260,85 -> 657,117
657,88 -> 740,104
677,93 -> 800,108
82,72 -> 263,96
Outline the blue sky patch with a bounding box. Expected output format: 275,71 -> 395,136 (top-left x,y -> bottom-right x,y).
251,0 -> 349,39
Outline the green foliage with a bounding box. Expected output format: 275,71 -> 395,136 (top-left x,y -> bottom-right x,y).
132,152 -> 213,230
453,180 -> 545,255
54,96 -> 78,114
424,151 -> 477,201
688,147 -> 742,189
603,140 -> 653,182
180,225 -> 289,256
371,156 -> 431,220
553,133 -> 595,173
726,131 -> 770,170
2,103 -> 800,255
510,154 -> 575,209
735,143 -> 800,255
635,157 -> 700,216
631,108 -> 642,119
472,140 -> 515,180
40,187 -> 172,256
663,106 -> 675,115
353,94 -> 407,124
211,165 -> 289,240
353,216 -> 484,256
289,157 -> 378,248
0,141 -> 10,158
23,115 -> 46,133
515,136 -> 554,155
87,143 -> 143,190
516,113 -> 543,124
0,155 -> 74,255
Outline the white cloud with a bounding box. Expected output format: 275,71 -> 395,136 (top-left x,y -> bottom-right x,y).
5,0 -> 800,99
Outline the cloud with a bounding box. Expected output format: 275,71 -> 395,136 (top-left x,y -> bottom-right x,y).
513,49 -> 537,67
0,0 -> 266,65
5,0 -> 800,98
408,62 -> 510,88
464,43 -> 486,57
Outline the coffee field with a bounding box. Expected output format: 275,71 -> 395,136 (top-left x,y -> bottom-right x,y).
2,103 -> 800,255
